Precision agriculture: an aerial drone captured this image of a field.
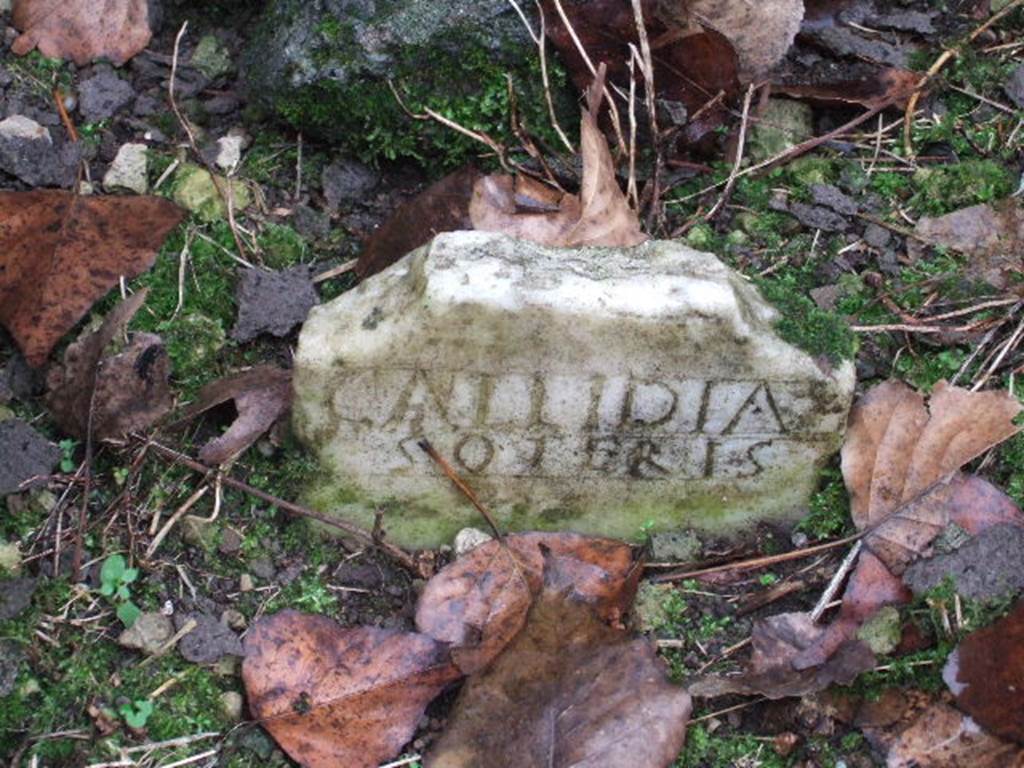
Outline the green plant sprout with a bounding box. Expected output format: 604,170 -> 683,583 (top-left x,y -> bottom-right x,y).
119,699 -> 154,729
58,439 -> 77,473
99,554 -> 142,627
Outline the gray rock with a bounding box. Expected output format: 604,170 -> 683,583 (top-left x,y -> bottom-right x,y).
903,524 -> 1024,601
811,184 -> 858,217
649,530 -> 702,563
748,99 -> 813,161
0,577 -> 36,621
454,527 -> 492,557
1005,64 -> 1024,110
0,420 -> 61,496
0,115 -> 80,187
0,639 -> 23,697
248,555 -> 276,580
863,222 -> 892,250
176,613 -> 244,664
103,142 -> 149,194
78,69 -> 136,122
322,159 -> 379,211
232,266 -> 319,342
241,0 -> 546,153
866,10 -> 936,34
220,691 -> 245,722
785,202 -> 849,232
293,204 -> 331,240
118,612 -> 175,655
294,232 -> 855,548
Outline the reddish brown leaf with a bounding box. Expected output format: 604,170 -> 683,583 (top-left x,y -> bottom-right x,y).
470,68 -> 647,249
416,532 -> 637,674
687,611 -> 876,699
243,610 -> 460,768
0,190 -> 186,367
944,599 -> 1024,744
45,290 -> 173,441
356,166 -> 481,280
11,0 -> 153,66
886,702 -> 1024,768
425,560 -> 690,768
175,366 -> 292,465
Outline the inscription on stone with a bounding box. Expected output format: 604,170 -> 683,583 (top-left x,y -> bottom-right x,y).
321,369 -> 843,482
293,231 -> 855,547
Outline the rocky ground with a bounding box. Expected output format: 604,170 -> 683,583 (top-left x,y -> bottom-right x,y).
1,0 -> 1023,766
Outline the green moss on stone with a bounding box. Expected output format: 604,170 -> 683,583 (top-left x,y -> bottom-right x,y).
755,276 -> 858,364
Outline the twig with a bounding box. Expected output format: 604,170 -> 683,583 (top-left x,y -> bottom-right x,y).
294,131 -> 303,201
690,698 -> 767,723
648,533 -> 861,584
312,259 -> 358,284
903,0 -> 1024,156
810,540 -> 862,623
145,485 -> 209,558
704,83 -> 756,222
53,88 -> 79,142
169,21 -> 250,260
137,437 -> 421,574
139,618 -> 198,667
418,440 -> 504,542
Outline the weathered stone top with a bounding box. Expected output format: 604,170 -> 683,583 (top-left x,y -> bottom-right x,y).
294,232 -> 854,548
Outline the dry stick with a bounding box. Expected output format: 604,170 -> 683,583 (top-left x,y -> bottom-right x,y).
648,533 -> 861,584
53,88 -> 79,142
312,258 -> 358,283
903,0 -> 1024,156
72,383 -> 100,581
549,0 -> 629,157
418,439 -> 504,542
139,437 -> 421,573
676,101 -> 893,205
626,52 -> 639,208
629,0 -> 663,231
704,83 -> 756,222
973,310 -> 1024,391
168,21 -> 249,261
810,540 -> 862,623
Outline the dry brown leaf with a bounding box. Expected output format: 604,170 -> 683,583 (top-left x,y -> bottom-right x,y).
687,611 -> 876,699
913,199 -> 1024,291
865,472 -> 1024,576
356,166 -> 481,280
415,532 -> 637,674
842,380 -> 1022,530
773,67 -> 921,110
11,0 -> 153,66
886,702 -> 1024,768
0,190 -> 186,367
425,558 -> 690,768
243,610 -> 460,768
944,599 -> 1024,744
175,366 -> 292,465
686,0 -> 804,79
470,66 -> 647,249
45,290 -> 173,441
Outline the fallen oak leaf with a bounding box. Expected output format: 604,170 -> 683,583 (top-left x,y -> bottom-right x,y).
243,609 -> 460,768
0,190 -> 186,367
470,65 -> 647,249
174,366 -> 292,465
11,0 -> 154,66
426,554 -> 689,768
885,701 -> 1024,768
45,290 -> 174,441
773,67 -> 921,110
416,532 -> 638,674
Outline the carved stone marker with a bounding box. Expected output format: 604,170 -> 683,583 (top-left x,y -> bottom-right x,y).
294,232 -> 854,548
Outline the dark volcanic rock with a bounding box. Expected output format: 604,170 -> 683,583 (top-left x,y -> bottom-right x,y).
78,68 -> 136,122
0,420 -> 61,496
0,115 -> 81,187
232,266 -> 319,342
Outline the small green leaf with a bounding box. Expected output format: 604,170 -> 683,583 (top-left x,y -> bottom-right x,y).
99,582 -> 115,597
100,554 -> 126,585
116,585 -> 131,601
122,568 -> 139,584
117,601 -> 142,628
120,699 -> 154,729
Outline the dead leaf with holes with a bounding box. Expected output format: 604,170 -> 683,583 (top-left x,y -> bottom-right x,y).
425,556 -> 689,768
0,190 -> 186,367
793,379 -> 1022,670
243,609 -> 460,768
45,290 -> 174,441
174,366 -> 292,465
11,0 -> 154,65
415,532 -> 638,674
470,65 -> 647,249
